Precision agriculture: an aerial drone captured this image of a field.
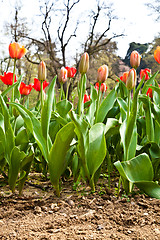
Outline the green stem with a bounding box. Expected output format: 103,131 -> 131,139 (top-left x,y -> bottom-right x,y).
66,78 -> 70,100
127,90 -> 131,121
78,74 -> 84,116
89,177 -> 95,192
59,83 -> 63,101
55,183 -> 60,197
95,82 -> 102,123
40,81 -> 43,110
11,58 -> 17,103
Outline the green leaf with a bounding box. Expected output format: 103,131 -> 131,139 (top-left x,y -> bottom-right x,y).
96,88 -> 117,123
139,95 -> 154,142
114,153 -> 160,199
87,123 -> 106,179
0,95 -> 15,164
56,99 -> 72,118
18,151 -> 34,195
41,76 -> 56,151
9,102 -> 48,161
15,128 -> 29,146
105,118 -> 120,138
8,146 -> 26,192
48,122 -> 75,193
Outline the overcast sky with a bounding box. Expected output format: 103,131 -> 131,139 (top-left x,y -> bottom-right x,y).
0,0 -> 159,61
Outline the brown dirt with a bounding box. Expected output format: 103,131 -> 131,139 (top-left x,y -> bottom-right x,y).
0,173 -> 160,240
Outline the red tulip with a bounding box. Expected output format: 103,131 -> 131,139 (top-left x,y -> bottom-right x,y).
0,72 -> 17,85
83,94 -> 90,103
140,68 -> 151,81
154,46 -> 160,64
130,50 -> 141,69
119,72 -> 129,84
65,67 -> 77,78
97,65 -> 108,83
146,85 -> 153,98
95,82 -> 107,93
32,78 -> 49,92
19,82 -> 32,95
9,42 -> 27,59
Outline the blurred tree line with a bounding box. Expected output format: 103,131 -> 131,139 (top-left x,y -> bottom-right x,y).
0,0 -> 159,99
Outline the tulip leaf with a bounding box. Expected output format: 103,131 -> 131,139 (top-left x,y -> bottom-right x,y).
41,76 -> 56,151
96,88 -> 117,123
114,153 -> 160,199
8,146 -> 26,192
87,123 -> 106,179
56,99 -> 72,118
139,95 -> 154,142
18,150 -> 34,195
0,95 -> 15,164
105,118 -> 120,138
9,102 -> 48,161
48,122 -> 75,195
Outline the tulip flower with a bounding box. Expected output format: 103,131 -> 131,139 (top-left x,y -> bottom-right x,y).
32,78 -> 49,92
19,82 -> 32,95
95,82 -> 107,93
38,61 -> 46,82
130,50 -> 141,69
97,65 -> 108,83
9,42 -> 27,59
146,86 -> 153,98
154,46 -> 160,64
83,94 -> 90,103
58,67 -> 68,84
119,72 -> 129,84
140,68 -> 151,81
79,52 -> 89,74
65,67 -> 77,78
0,72 -> 17,85
126,68 -> 137,90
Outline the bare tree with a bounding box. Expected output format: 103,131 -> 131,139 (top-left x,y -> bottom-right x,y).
146,0 -> 160,21
83,1 -> 124,56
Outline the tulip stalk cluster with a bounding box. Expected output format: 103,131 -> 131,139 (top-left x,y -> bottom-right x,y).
0,41 -> 160,199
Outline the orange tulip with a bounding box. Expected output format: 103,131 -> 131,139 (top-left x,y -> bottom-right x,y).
130,50 -> 141,69
9,42 -> 27,59
154,46 -> 160,64
97,65 -> 108,83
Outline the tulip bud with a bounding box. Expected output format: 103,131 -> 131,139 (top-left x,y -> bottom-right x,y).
126,68 -> 137,90
130,50 -> 141,69
79,52 -> 89,74
58,67 -> 68,84
38,61 -> 46,82
13,99 -> 20,118
97,65 -> 108,83
154,46 -> 160,64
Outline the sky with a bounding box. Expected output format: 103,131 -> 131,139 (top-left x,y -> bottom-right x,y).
0,0 -> 159,61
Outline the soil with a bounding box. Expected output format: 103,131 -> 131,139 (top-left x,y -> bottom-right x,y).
0,173 -> 160,240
